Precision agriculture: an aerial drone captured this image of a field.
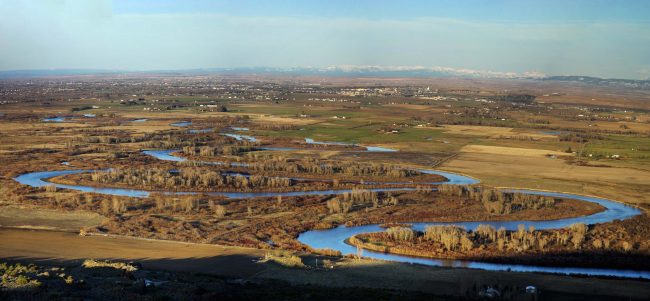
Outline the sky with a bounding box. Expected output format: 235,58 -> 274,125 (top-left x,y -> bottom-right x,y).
1,0 -> 649,79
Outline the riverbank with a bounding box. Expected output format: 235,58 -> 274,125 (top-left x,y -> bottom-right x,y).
347,213 -> 650,271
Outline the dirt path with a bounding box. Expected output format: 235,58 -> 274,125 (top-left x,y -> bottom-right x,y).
0,228 -> 265,278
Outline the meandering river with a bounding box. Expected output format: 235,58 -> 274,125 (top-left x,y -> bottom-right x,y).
12,136 -> 647,279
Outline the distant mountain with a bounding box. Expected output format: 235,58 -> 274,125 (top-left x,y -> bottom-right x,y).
0,66 -> 546,80
542,76 -> 650,89
194,66 -> 545,79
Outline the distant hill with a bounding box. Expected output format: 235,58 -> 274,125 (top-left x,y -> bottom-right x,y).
0,66 -> 533,79
542,76 -> 650,89
194,66 -> 532,79
1,68 -> 649,89
0,69 -> 123,79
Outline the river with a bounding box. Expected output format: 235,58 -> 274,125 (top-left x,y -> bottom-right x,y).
12,136 -> 647,279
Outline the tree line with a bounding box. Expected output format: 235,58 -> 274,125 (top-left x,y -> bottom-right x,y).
245,157 -> 421,178
182,145 -> 256,156
326,189 -> 399,214
375,222 -> 632,254
438,185 -> 555,214
89,168 -> 291,191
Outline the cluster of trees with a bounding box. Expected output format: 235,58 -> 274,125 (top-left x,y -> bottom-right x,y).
527,118 -> 550,124
326,198 -> 352,214
77,130 -> 229,147
378,222 -> 601,254
141,133 -> 231,149
386,226 -> 416,242
326,190 -> 399,214
495,135 -> 540,141
343,189 -> 378,204
559,132 -> 604,143
100,196 -> 127,215
247,158 -> 420,178
71,105 -> 93,112
487,94 -> 536,104
472,224 -> 583,252
79,135 -> 143,144
254,123 -> 297,131
75,126 -> 260,155
423,225 -> 474,251
90,168 -> 291,190
40,187 -> 232,220
438,185 -> 555,214
182,145 -> 256,156
149,194 -> 227,217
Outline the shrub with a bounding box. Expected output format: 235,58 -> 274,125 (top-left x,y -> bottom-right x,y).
82,259 -> 139,272
262,251 -> 305,268
15,275 -> 29,286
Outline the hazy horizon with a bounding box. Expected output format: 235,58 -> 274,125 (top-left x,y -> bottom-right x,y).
1,0 -> 649,79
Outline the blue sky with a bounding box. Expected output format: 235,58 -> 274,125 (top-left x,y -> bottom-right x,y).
1,0 -> 649,79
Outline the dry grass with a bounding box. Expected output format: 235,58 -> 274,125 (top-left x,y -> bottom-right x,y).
0,205 -> 105,232
543,116 -> 650,132
82,259 -> 139,272
252,115 -> 317,125
261,251 -> 305,268
440,125 -> 516,137
384,103 -> 445,112
441,148 -> 650,205
539,93 -> 650,111
0,229 -> 266,277
439,125 -> 557,140
94,124 -> 174,133
459,144 -> 572,157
